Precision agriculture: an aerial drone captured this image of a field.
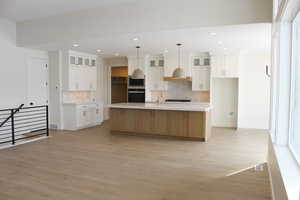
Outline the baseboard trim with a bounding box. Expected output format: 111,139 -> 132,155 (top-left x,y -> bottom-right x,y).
0,136 -> 50,150
267,163 -> 276,200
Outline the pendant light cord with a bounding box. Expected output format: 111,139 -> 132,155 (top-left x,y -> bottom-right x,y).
177,43 -> 181,69
136,46 -> 140,69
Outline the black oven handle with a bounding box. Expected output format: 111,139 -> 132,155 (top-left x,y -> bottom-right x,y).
128,91 -> 145,94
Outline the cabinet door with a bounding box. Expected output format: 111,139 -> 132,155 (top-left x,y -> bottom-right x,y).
167,111 -> 189,137
84,57 -> 90,67
77,57 -> 83,66
69,67 -> 80,90
86,106 -> 96,125
76,67 -> 88,90
95,104 -> 103,124
89,67 -> 97,90
224,55 -> 239,77
148,67 -> 165,91
77,106 -> 87,127
211,56 -> 225,77
192,69 -> 210,91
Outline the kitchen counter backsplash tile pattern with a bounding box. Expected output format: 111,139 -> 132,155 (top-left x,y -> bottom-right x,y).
63,91 -> 96,104
149,82 -> 210,102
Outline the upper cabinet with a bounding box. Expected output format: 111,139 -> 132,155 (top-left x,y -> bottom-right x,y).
211,55 -> 239,78
191,53 -> 211,91
145,55 -> 167,91
191,54 -> 210,68
62,50 -> 97,91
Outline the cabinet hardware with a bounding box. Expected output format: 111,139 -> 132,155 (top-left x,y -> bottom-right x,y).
266,65 -> 271,78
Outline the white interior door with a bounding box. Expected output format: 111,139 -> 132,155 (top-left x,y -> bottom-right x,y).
27,57 -> 49,106
212,78 -> 238,128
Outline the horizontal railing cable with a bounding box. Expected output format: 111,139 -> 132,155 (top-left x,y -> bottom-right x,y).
0,105 -> 49,145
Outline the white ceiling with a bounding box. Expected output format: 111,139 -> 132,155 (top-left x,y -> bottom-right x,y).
38,23 -> 271,57
0,1 -> 271,56
0,0 -> 138,21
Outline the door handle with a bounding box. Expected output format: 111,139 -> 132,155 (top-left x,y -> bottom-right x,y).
266,65 -> 271,78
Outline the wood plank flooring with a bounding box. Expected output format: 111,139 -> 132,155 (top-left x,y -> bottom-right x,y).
0,122 -> 271,200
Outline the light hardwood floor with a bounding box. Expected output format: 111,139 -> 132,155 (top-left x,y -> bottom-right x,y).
0,122 -> 271,200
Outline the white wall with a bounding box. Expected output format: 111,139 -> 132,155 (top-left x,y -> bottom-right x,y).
238,53 -> 271,129
0,18 -> 48,109
16,0 -> 272,47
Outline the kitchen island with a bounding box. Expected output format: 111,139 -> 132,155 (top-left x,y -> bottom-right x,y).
108,103 -> 212,141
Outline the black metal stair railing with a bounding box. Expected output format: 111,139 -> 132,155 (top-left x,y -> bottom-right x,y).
0,104 -> 49,145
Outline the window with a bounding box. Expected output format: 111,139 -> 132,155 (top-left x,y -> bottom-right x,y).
290,12 -> 300,164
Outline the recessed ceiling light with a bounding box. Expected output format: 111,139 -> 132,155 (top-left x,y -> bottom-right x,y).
72,44 -> 79,47
115,53 -> 119,56
224,48 -> 228,50
210,32 -> 217,36
96,49 -> 102,53
218,41 -> 223,45
133,37 -> 139,41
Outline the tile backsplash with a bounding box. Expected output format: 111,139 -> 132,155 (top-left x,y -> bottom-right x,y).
149,82 -> 210,102
63,91 -> 96,104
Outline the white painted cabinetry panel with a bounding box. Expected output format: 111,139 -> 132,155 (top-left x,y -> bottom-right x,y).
192,68 -> 210,91
63,50 -> 97,91
147,66 -> 166,91
211,55 -> 239,78
63,103 -> 104,130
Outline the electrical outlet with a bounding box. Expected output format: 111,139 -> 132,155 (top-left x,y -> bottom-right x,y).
254,164 -> 264,171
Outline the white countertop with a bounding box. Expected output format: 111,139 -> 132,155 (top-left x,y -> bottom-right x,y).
108,102 -> 212,112
63,102 -> 99,106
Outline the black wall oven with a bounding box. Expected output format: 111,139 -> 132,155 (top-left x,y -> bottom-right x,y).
128,88 -> 145,103
128,77 -> 145,88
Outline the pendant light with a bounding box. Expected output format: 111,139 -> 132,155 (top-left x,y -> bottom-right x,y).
172,43 -> 184,78
132,46 -> 144,79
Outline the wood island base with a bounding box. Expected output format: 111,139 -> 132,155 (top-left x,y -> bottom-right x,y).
110,108 -> 211,141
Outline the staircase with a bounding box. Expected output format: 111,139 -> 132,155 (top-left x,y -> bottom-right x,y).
0,104 -> 49,145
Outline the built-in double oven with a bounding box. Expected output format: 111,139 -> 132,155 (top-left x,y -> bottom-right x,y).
127,77 -> 145,103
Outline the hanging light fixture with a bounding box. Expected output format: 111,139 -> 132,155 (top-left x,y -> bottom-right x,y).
132,46 -> 144,79
172,43 -> 184,78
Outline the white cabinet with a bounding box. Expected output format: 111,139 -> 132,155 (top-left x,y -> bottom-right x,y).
63,103 -> 104,130
146,55 -> 167,91
147,66 -> 167,91
149,56 -> 164,67
211,55 -> 239,78
95,104 -> 104,124
191,54 -> 210,67
192,68 -> 210,91
62,50 -> 97,91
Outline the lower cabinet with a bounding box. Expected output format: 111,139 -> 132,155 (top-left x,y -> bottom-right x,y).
110,108 -> 211,140
63,103 -> 103,130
